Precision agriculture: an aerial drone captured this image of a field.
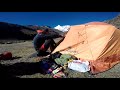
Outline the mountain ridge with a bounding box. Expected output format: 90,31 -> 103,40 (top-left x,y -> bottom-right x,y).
105,14 -> 120,28
0,21 -> 63,43
0,14 -> 120,44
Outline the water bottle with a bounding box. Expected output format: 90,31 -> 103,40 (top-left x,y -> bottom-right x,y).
52,67 -> 63,75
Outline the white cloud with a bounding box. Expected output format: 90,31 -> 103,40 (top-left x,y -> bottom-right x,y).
54,25 -> 70,32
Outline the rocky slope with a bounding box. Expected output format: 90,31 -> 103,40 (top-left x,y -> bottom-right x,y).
0,22 -> 63,44
105,14 -> 120,28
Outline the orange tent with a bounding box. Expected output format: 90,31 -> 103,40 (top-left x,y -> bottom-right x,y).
53,22 -> 120,74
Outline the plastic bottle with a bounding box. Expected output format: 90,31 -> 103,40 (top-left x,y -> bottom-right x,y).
52,67 -> 63,75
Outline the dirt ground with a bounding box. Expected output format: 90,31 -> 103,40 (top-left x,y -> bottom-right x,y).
0,41 -> 120,78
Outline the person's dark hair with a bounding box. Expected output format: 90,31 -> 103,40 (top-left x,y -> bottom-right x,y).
44,28 -> 49,32
42,28 -> 49,34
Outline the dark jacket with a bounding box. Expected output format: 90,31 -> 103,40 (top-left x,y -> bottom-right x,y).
33,33 -> 61,51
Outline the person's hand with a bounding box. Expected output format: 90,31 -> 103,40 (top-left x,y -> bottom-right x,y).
58,35 -> 62,37
59,32 -> 67,38
59,35 -> 65,38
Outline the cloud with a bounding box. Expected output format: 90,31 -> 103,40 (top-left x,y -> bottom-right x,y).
54,25 -> 70,32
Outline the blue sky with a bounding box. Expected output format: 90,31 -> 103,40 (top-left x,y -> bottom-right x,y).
0,12 -> 119,28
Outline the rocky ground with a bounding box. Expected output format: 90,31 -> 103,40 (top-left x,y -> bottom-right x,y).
0,40 -> 120,78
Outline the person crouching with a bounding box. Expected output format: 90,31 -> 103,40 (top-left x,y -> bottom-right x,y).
33,28 -> 63,56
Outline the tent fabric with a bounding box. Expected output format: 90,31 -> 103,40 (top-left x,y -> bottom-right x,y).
90,29 -> 120,74
52,22 -> 120,74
